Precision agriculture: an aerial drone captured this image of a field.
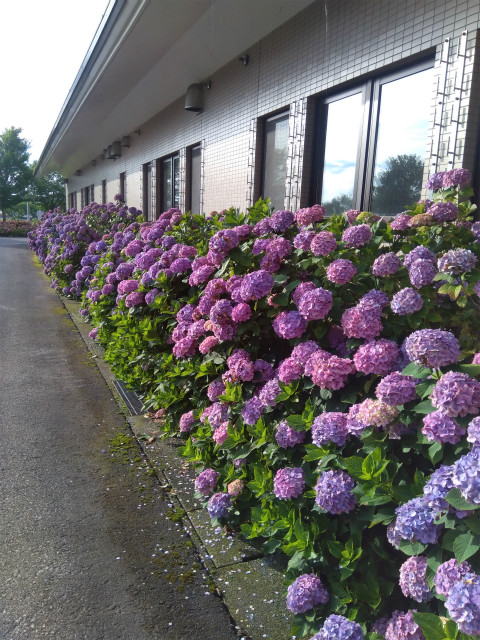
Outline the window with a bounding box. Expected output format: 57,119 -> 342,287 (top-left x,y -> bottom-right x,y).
68,191 -> 77,209
187,144 -> 202,214
143,162 -> 152,220
161,153 -> 180,212
84,186 -> 90,206
262,111 -> 289,210
312,61 -> 434,215
90,184 -> 94,203
101,179 -> 107,204
119,172 -> 126,202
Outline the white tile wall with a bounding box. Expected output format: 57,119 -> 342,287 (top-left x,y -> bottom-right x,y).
67,0 -> 480,214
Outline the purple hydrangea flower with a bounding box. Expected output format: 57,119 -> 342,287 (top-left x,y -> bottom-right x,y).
207,492 -> 231,518
326,259 -> 357,284
292,281 -> 316,306
356,398 -> 399,428
273,310 -> 308,339
372,252 -> 402,276
435,558 -> 472,597
452,448 -> 480,504
341,224 -> 372,248
179,410 -> 196,433
194,468 -> 219,495
259,378 -> 281,406
422,410 -> 466,444
376,372 -> 417,406
445,573 -> 480,636
385,611 -> 426,640
115,261 -> 136,280
231,303 -> 251,323
341,304 -> 383,340
399,556 -> 432,602
145,288 -> 161,304
269,209 -> 294,233
227,350 -> 255,382
443,168 -> 471,187
353,339 -> 400,376
408,259 -> 437,288
207,380 -> 226,403
254,359 -> 275,382
423,464 -> 456,513
431,371 -> 480,417
295,204 -> 326,226
468,416 -> 480,447
125,291 -> 144,307
291,341 -> 320,367
315,470 -> 357,514
286,573 -> 329,614
310,231 -> 337,256
391,497 -> 440,547
273,467 -> 305,500
428,201 -> 458,223
404,329 -> 460,368
213,422 -> 229,445
198,336 -> 219,354
312,412 -> 348,447
404,246 -> 436,269
294,229 -> 316,251
118,279 -> 140,295
297,288 -> 333,321
391,288 -> 424,315
426,172 -> 446,191
438,248 -> 478,274
239,270 -> 274,301
189,264 -> 215,286
390,213 -> 412,231
275,421 -> 306,448
277,357 -> 303,384
314,614 -> 364,640
241,396 -> 264,425
102,283 -> 115,295
311,356 -> 355,390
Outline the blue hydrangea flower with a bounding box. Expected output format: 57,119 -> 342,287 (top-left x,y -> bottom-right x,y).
445,573 -> 480,636
286,573 -> 329,613
313,614 -> 364,639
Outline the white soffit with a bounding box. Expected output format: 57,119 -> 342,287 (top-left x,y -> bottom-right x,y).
38,0 -> 315,176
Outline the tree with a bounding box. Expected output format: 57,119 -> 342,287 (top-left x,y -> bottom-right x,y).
29,161 -> 65,212
0,127 -> 31,222
321,192 -> 354,215
371,154 -> 424,215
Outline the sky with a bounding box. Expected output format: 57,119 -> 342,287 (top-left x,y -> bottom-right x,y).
0,0 -> 110,163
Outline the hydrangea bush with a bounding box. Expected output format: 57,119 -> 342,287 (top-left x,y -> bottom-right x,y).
29,172 -> 480,639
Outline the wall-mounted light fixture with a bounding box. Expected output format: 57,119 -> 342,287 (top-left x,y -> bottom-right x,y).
74,169 -> 82,176
111,141 -> 121,157
185,80 -> 211,113
121,136 -> 131,148
239,54 -> 249,66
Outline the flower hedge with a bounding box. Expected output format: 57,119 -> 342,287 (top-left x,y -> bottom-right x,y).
29,177 -> 480,639
0,219 -> 37,237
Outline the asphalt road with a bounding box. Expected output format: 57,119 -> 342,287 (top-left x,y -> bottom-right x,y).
0,237 -> 238,640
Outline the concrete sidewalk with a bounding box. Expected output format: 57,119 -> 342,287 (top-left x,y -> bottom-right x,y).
0,237 -> 290,640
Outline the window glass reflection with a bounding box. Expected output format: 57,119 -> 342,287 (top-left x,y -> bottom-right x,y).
321,92 -> 363,215
263,112 -> 289,210
371,67 -> 433,214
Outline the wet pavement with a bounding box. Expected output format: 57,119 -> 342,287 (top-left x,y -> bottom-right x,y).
0,237 -> 239,639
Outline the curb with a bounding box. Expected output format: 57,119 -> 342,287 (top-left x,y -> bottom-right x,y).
62,298 -> 292,640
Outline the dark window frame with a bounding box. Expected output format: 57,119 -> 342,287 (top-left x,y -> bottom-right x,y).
142,162 -> 152,220
186,143 -> 202,214
159,152 -> 180,213
311,57 -> 434,213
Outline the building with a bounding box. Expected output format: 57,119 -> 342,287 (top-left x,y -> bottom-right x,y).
36,0 -> 480,218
